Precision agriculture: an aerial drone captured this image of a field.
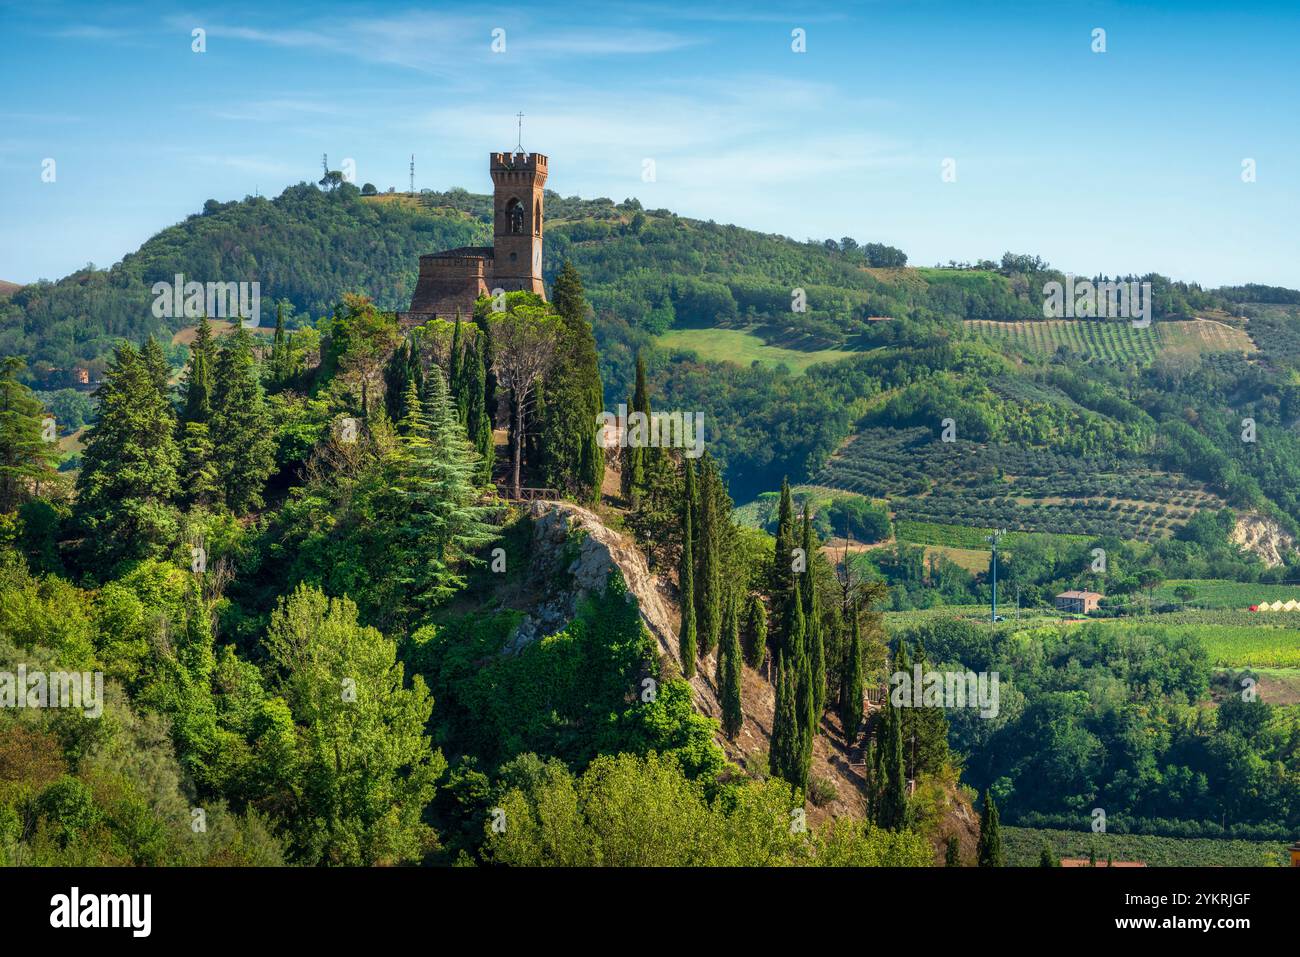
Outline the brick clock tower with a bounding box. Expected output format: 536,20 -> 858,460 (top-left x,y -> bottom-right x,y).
490,151 -> 547,294
403,149 -> 548,322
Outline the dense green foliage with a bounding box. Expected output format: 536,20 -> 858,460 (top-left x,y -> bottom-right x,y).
7,177 -> 1299,869
898,614 -> 1300,836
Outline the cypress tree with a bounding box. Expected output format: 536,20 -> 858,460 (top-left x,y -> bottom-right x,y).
895,637 -> 915,778
181,315 -> 215,424
839,605 -> 865,743
551,259 -> 587,322
678,494 -> 697,679
619,389 -> 636,502
683,457 -> 699,543
541,261 -> 603,501
796,647 -> 815,790
977,791 -> 1003,867
877,683 -> 908,829
449,312 -> 464,422
269,301 -> 290,386
720,590 -> 743,740
769,655 -> 798,786
771,477 -> 796,622
744,593 -> 768,670
383,337 -> 412,423
696,456 -> 722,656
626,354 -> 649,502
408,330 -> 425,398
1039,844 -> 1056,867
946,835 -> 961,867
464,339 -> 494,485
801,510 -> 827,721
210,328 -> 275,514
786,584 -> 814,790
910,639 -> 952,777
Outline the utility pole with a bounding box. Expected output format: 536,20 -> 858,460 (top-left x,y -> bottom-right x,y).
986,529 -> 1006,623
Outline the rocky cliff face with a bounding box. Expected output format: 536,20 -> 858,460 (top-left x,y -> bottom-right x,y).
1231,513 -> 1296,567
506,500 -> 723,715
507,500 -> 975,850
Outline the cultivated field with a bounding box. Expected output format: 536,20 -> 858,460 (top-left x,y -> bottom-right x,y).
966,318 -> 1252,364
1154,578 -> 1300,609
818,428 -> 1223,542
1003,826 -> 1289,867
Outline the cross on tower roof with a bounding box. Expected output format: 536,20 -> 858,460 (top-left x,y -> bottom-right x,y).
516,112 -> 524,154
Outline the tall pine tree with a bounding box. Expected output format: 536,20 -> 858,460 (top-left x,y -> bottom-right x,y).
210,328 -> 275,514
392,366 -> 498,610
75,343 -> 181,569
140,335 -> 171,401
0,357 -> 60,511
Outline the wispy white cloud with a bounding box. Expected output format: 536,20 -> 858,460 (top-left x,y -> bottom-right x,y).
190,153 -> 301,177
49,24 -> 139,42
213,98 -> 341,122
166,9 -> 702,73
521,28 -> 703,55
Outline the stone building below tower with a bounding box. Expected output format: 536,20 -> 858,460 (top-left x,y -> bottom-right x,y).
403,150 -> 548,323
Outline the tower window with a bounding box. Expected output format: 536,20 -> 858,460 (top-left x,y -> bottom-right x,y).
506,198 -> 524,234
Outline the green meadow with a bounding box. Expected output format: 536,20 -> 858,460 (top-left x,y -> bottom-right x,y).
658,327 -> 856,374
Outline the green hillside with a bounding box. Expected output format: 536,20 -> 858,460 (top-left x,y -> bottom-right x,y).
6,180 -> 1300,511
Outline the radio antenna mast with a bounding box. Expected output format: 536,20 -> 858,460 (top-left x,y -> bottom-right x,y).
409,154 -> 415,194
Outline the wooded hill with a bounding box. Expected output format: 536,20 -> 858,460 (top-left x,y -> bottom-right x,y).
5,179 -> 1300,515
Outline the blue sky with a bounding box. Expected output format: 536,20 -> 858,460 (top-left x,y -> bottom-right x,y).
2,0 -> 1298,288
